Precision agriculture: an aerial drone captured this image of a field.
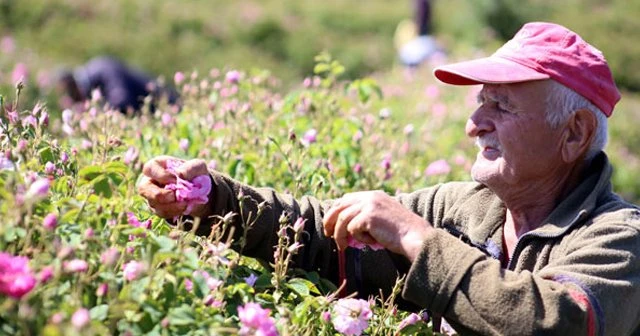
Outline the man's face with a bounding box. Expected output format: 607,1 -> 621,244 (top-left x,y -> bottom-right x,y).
465,80 -> 566,191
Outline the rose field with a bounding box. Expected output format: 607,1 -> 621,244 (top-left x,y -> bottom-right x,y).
0,51 -> 473,335
3,50 -> 640,335
3,2 -> 640,334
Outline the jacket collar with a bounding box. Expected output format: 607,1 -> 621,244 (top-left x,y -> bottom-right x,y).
535,152 -> 611,235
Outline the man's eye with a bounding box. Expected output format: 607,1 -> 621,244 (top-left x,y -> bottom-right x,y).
496,102 -> 510,113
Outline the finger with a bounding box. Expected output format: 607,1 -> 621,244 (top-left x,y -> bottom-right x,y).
138,176 -> 177,204
155,155 -> 185,166
351,231 -> 378,246
322,192 -> 365,237
188,203 -> 211,219
142,156 -> 180,185
138,176 -> 176,203
150,202 -> 188,219
323,198 -> 355,238
333,203 -> 363,251
176,159 -> 209,180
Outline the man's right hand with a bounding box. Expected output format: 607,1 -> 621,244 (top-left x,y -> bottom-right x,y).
138,156 -> 212,219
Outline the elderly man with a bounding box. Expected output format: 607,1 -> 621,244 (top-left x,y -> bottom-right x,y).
139,22 -> 640,335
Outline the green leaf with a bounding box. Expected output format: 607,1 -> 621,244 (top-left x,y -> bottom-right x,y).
60,208 -> 80,224
255,292 -> 275,305
92,176 -> 113,198
314,51 -> 331,63
239,256 -> 269,273
78,166 -> 103,181
313,63 -> 330,75
106,172 -> 124,186
142,302 -> 163,322
292,298 -> 320,324
38,147 -> 55,163
152,235 -> 176,252
167,304 -> 196,326
90,304 -> 109,321
3,226 -> 17,242
183,249 -> 200,269
287,277 -> 319,297
105,161 -> 128,175
304,271 -> 320,285
254,273 -> 273,289
398,322 -> 432,335
123,227 -> 146,237
128,277 -> 150,303
152,251 -> 179,267
227,282 -> 253,298
161,281 -> 177,310
330,62 -> 345,77
227,158 -> 241,178
192,272 -> 210,298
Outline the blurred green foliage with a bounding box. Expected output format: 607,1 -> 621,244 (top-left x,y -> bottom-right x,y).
0,0 -> 408,86
436,0 -> 640,91
2,0 -> 640,100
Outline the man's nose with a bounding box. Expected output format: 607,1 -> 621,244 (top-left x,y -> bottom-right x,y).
465,107 -> 494,138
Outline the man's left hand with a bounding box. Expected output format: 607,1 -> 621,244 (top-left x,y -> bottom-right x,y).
322,191 -> 434,261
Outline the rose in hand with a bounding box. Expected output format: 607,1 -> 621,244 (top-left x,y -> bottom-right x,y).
322,191 -> 433,261
138,156 -> 212,219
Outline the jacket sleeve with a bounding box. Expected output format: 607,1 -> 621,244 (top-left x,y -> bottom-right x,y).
201,171 -> 333,269
199,172 -> 446,298
401,215 -> 640,336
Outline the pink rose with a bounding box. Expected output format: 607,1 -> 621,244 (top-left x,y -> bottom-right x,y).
424,159 -> 451,177
164,160 -> 212,215
0,252 -> 36,298
63,259 -> 88,273
238,302 -> 278,336
331,298 -> 373,336
122,260 -> 147,281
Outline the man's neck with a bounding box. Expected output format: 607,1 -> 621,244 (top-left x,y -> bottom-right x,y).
502,160 -> 588,237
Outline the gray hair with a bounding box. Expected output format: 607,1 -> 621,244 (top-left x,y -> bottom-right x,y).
545,80 -> 608,161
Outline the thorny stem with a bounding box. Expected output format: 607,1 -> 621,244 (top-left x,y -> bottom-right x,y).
372,274 -> 406,336
268,136 -> 301,197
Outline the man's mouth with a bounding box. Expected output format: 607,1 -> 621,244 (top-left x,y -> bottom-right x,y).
476,138 -> 501,158
476,138 -> 500,150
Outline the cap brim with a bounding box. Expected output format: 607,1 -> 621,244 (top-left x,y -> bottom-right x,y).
434,56 -> 550,85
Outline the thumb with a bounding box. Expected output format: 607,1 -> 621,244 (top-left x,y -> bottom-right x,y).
176,159 -> 209,180
143,156 -> 181,185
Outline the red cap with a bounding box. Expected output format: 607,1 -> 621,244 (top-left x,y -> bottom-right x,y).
434,22 -> 621,117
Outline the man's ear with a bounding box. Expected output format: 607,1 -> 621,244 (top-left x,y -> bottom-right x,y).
561,109 -> 597,163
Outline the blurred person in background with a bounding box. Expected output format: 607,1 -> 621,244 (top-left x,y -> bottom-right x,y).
395,0 -> 444,67
56,56 -> 179,114
139,22 -> 640,334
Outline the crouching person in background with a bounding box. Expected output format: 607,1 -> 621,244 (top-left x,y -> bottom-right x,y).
56,56 -> 179,114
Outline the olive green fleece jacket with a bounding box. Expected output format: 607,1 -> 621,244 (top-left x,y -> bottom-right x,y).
198,152 -> 640,335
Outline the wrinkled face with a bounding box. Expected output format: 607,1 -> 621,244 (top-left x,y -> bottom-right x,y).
466,80 -> 566,190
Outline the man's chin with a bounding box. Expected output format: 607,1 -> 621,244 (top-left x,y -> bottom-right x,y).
470,163 -> 499,185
